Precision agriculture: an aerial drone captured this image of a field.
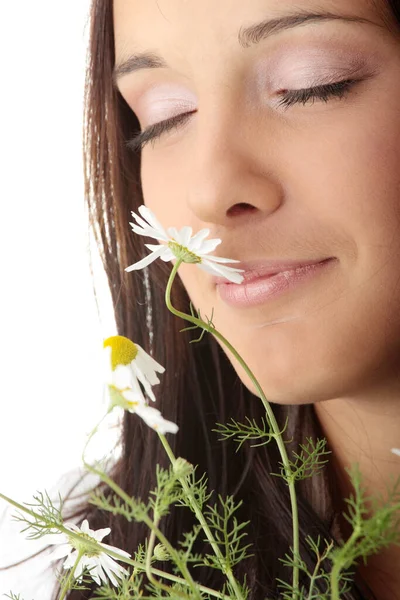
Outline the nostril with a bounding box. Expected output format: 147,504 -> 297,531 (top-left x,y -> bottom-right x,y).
227,203 -> 257,217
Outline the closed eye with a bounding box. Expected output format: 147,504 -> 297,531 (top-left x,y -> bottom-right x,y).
127,111 -> 196,153
126,77 -> 361,153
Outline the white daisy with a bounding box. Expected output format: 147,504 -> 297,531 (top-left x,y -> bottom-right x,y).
125,205 -> 245,284
392,448 -> 400,457
104,336 -> 179,435
104,335 -> 164,403
48,519 -> 130,586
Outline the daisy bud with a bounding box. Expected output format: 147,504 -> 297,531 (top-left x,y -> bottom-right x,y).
153,543 -> 171,561
173,457 -> 194,478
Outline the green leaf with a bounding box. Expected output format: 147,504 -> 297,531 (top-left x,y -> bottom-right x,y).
214,415 -> 288,452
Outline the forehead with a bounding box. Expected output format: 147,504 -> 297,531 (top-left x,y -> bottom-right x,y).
113,0 -> 387,59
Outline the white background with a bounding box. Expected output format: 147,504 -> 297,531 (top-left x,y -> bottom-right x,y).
0,2 -> 119,594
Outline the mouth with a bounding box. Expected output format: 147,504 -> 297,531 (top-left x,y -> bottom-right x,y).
212,257 -> 336,285
215,257 -> 337,308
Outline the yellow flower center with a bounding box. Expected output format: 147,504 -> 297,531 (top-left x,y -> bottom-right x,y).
103,335 -> 138,370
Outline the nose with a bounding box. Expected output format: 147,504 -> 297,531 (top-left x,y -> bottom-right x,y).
187,109 -> 284,228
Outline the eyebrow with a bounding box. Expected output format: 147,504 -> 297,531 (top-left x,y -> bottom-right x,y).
113,9 -> 376,86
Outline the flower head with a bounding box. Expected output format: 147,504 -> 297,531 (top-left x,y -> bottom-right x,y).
104,335 -> 178,435
125,205 -> 245,284
48,519 -> 130,586
104,335 -> 164,403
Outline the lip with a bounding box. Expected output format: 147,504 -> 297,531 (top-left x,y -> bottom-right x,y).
216,257 -> 337,308
212,257 -> 335,285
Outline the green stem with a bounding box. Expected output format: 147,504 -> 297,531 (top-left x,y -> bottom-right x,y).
165,259 -> 300,597
306,552 -> 323,600
158,433 -> 245,600
58,549 -> 84,600
329,527 -> 360,600
147,513 -> 201,600
0,491 -> 228,600
144,523 -> 178,597
330,562 -> 341,600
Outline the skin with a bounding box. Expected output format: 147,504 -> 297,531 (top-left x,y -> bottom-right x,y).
114,1 -> 400,595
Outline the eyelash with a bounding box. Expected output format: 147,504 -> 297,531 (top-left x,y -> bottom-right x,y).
126,78 -> 358,153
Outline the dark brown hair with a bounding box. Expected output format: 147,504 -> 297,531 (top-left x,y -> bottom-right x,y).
8,1 -> 400,597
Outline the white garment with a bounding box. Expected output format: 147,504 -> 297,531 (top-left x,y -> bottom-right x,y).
0,468 -> 100,599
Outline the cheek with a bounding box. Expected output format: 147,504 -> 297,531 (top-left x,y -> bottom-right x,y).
141,152 -> 192,230
175,264 -> 206,308
283,80 -> 400,276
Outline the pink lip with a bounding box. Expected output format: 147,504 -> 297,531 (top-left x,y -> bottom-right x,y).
216,258 -> 337,308
212,257 -> 334,285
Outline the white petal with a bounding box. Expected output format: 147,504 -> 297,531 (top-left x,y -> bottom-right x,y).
80,519 -> 90,533
200,260 -> 245,283
130,211 -> 150,230
196,238 -> 221,255
135,345 -> 165,376
144,243 -> 163,251
167,226 -> 180,241
74,556 -> 85,581
130,223 -> 168,242
188,228 -> 210,251
156,419 -> 179,435
202,254 -> 242,264
392,448 -> 400,457
196,261 -> 241,282
48,544 -> 72,561
135,404 -> 161,421
86,556 -> 106,585
159,249 -> 176,262
125,246 -> 166,271
131,361 -> 156,402
93,527 -> 111,542
113,364 -> 131,389
178,226 -> 193,247
144,244 -> 176,263
133,358 -> 161,389
126,367 -> 147,404
98,556 -> 121,586
131,212 -> 170,241
100,542 -> 131,558
138,205 -> 168,238
195,261 -> 222,276
63,549 -> 79,569
121,389 -> 145,409
136,405 -> 179,434
100,553 -> 129,583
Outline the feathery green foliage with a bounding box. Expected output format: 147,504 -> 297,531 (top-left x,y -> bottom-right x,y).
12,490 -> 64,539
271,437 -> 332,484
201,495 -> 253,572
214,415 -> 289,451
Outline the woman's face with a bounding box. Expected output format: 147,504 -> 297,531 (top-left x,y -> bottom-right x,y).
114,0 -> 400,405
